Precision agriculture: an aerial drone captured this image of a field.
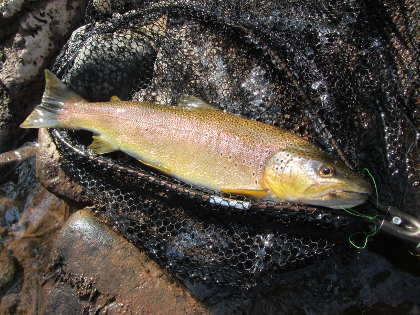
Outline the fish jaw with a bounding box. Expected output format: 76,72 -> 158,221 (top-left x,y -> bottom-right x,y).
299,189 -> 371,209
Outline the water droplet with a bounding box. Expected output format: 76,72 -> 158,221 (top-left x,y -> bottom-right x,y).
311,81 -> 323,90
392,216 -> 402,225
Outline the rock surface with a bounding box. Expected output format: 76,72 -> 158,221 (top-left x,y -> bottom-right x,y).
36,128 -> 89,206
44,209 -> 209,314
0,160 -> 70,314
0,0 -> 86,151
0,245 -> 16,292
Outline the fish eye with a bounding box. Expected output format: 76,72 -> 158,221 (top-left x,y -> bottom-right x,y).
319,165 -> 335,177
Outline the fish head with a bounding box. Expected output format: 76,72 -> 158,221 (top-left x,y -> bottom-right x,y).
262,146 -> 372,209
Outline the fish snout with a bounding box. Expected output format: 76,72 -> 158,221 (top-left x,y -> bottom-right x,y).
334,179 -> 371,208
349,177 -> 373,196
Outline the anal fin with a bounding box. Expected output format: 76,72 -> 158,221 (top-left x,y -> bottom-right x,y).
89,136 -> 117,154
220,188 -> 269,199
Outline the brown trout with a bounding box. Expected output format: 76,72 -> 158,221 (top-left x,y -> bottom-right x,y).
21,70 -> 371,209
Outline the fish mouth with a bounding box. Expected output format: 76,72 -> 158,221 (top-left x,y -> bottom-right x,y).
336,190 -> 370,207
304,189 -> 371,209
309,187 -> 370,198
341,190 -> 371,196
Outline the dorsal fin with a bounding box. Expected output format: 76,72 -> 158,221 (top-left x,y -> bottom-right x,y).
177,95 -> 218,110
43,69 -> 85,103
110,95 -> 121,102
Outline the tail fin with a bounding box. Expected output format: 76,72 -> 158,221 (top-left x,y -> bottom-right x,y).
20,69 -> 85,128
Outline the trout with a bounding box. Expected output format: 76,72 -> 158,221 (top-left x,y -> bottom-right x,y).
21,70 -> 371,209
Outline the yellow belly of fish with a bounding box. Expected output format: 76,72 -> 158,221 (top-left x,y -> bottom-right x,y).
118,133 -> 264,192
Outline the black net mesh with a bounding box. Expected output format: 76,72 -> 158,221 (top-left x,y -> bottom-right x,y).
48,0 -> 418,289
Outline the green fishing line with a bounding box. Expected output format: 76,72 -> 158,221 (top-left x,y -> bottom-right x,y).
363,168 -> 379,205
341,207 -> 381,249
348,227 -> 380,249
340,207 -> 375,221
342,168 -> 381,249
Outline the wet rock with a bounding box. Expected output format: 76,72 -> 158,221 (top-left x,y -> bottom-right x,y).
0,0 -> 86,150
43,284 -> 83,315
0,197 -> 16,230
8,184 -> 68,240
4,183 -> 69,314
46,209 -> 209,314
0,83 -> 14,152
0,245 -> 16,292
0,144 -> 37,182
0,144 -> 37,168
0,293 -> 19,315
0,156 -> 36,230
36,128 -> 89,207
0,0 -> 85,89
0,0 -> 28,19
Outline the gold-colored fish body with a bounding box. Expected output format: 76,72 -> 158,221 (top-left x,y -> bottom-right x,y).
64,100 -> 298,190
21,70 -> 371,209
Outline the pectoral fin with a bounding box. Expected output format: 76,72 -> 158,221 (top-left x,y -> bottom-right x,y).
177,95 -> 219,110
220,188 -> 269,199
89,136 -> 117,154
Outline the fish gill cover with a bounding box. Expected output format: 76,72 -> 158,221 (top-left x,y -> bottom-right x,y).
49,0 -> 418,288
